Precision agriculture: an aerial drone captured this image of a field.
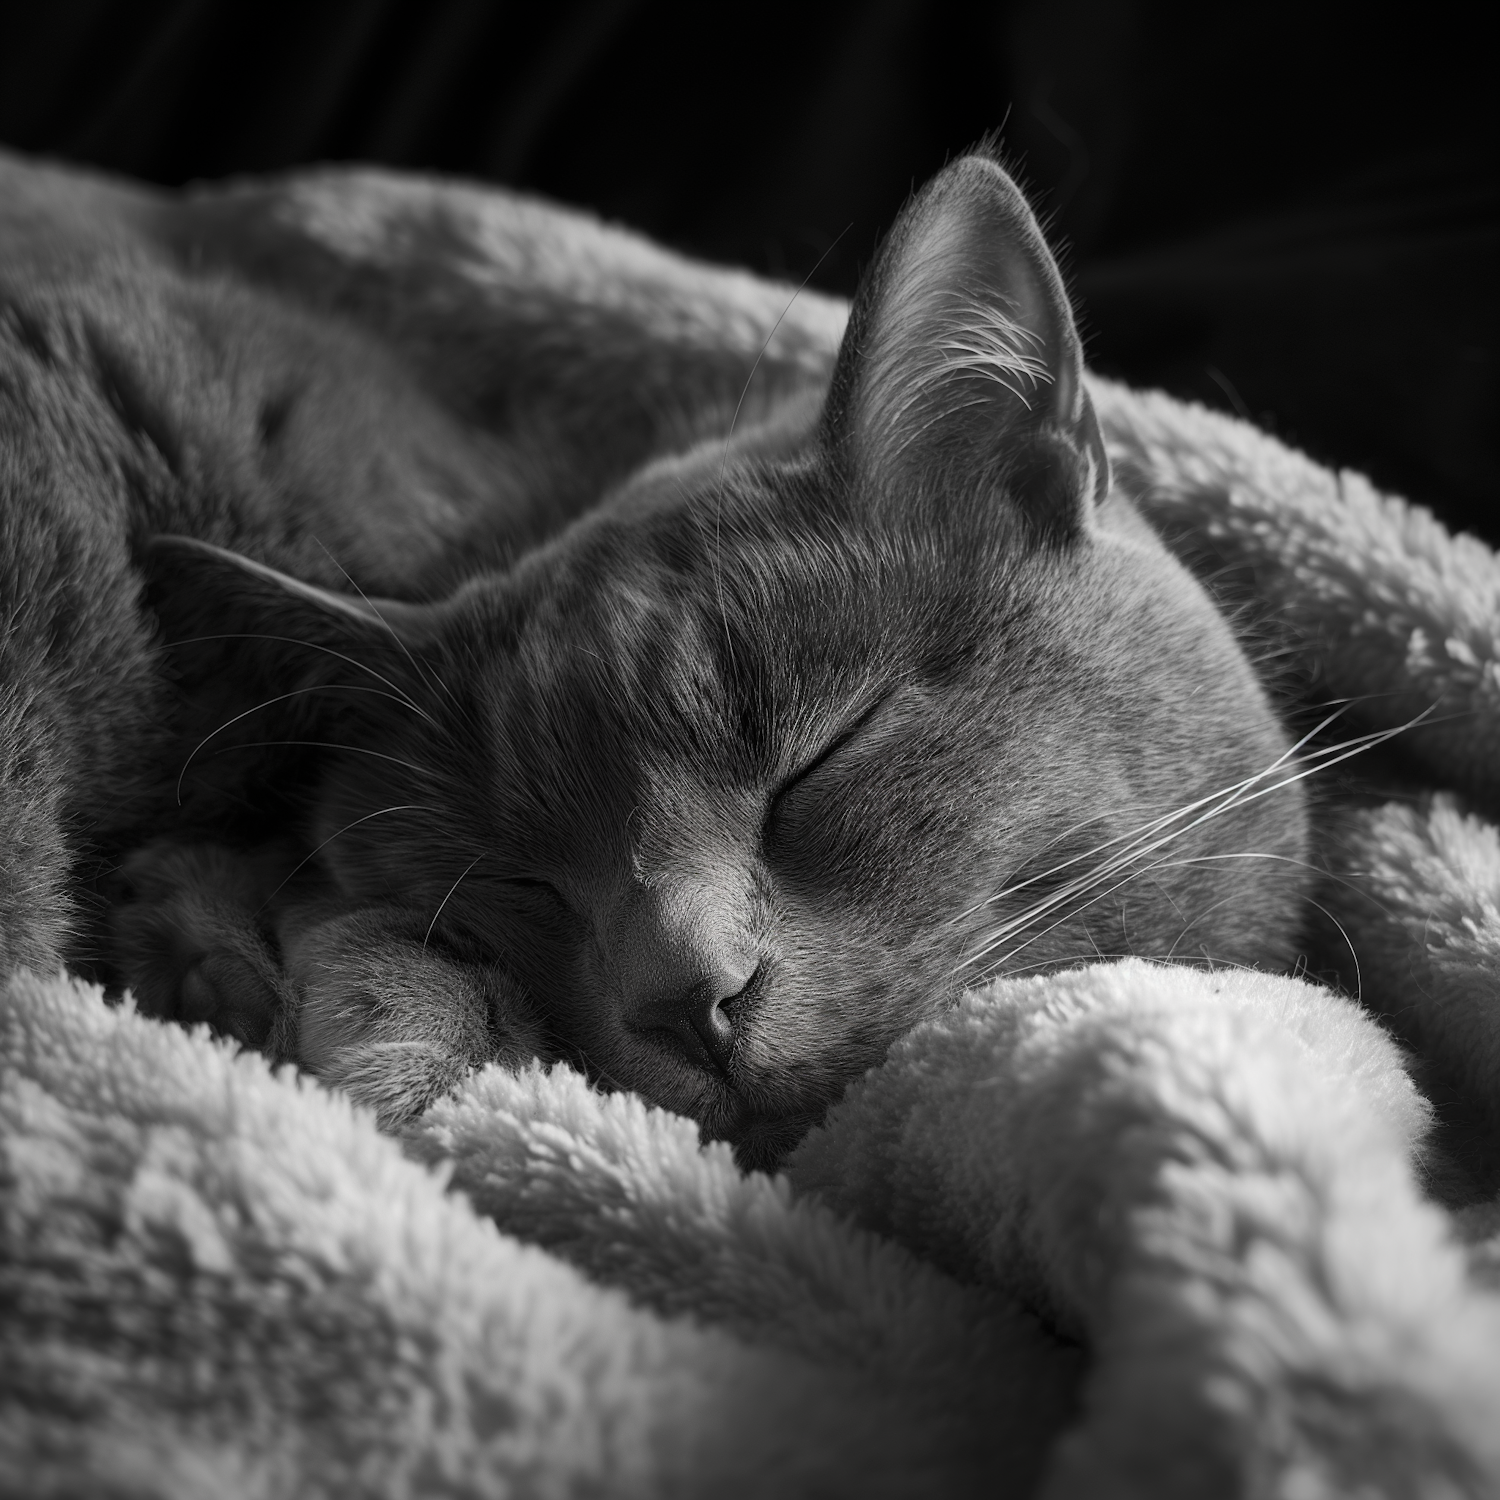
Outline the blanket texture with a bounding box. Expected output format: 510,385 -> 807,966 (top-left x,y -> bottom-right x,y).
4,168 -> 1500,1498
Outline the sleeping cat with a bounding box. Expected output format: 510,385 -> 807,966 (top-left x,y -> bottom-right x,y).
1,147 -> 1308,1167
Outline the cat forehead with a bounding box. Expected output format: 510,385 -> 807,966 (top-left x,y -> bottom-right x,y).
593,451 -> 1038,605
484,527 -> 1065,780
460,442 -> 1115,769
520,512 -> 977,685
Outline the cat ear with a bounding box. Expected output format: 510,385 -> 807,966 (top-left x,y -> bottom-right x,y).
823,152 -> 1108,539
144,536 -> 447,675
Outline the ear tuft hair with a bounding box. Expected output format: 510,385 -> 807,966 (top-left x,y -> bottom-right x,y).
823,150 -> 1108,540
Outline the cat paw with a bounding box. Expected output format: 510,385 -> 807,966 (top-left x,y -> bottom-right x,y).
109,840 -> 298,1048
277,905 -> 551,1126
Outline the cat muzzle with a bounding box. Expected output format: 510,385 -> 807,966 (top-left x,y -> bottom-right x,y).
626,966 -> 755,1077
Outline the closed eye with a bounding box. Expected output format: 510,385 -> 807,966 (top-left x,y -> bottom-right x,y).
766,693 -> 894,817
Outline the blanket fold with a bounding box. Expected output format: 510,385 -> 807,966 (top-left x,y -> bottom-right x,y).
792,961 -> 1500,1498
4,969 -> 1060,1499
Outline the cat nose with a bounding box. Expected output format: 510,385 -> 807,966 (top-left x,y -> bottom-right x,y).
631,965 -> 754,1076
610,881 -> 756,1074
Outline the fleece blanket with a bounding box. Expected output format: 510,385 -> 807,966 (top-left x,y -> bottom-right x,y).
5,169 -> 1500,1497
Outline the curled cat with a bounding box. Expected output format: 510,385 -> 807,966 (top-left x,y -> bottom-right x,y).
1,147 -> 1308,1167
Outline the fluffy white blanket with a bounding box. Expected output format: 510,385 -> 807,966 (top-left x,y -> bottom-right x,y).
4,170 -> 1500,1498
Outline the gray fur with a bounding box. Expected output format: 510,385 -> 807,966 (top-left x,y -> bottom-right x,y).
0,149 -> 1308,1166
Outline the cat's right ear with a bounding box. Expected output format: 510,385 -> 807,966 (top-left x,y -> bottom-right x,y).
144,536 -> 448,686
822,151 -> 1108,541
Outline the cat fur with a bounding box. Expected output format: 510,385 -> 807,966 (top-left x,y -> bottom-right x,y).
2,148 -> 1307,1165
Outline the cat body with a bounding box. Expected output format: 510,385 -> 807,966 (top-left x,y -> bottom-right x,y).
0,148 -> 1307,1164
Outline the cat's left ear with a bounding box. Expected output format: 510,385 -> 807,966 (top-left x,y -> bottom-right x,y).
823,152 -> 1109,539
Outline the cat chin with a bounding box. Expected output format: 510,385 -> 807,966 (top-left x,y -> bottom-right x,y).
723,1111 -> 831,1173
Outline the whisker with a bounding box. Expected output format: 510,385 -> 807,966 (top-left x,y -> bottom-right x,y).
962,949 -> 1139,984
958,746 -> 1377,973
163,630 -> 435,724
202,739 -> 443,782
312,537 -> 460,712
1165,888 -> 1239,961
958,768 -> 1311,974
1146,850 -> 1395,910
424,853 -> 487,951
1146,850 -> 1390,1000
948,707 -> 1362,926
949,809 -> 1119,925
176,684 -> 435,803
963,860 -> 1167,977
1299,894 -> 1363,1004
954,707 -> 1435,976
953,746 -> 1314,939
254,803 -> 433,915
967,946 -> 1311,989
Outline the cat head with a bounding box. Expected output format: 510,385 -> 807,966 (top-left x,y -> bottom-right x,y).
148,153 -> 1308,1166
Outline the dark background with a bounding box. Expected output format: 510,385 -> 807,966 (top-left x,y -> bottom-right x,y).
2,0 -> 1493,539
